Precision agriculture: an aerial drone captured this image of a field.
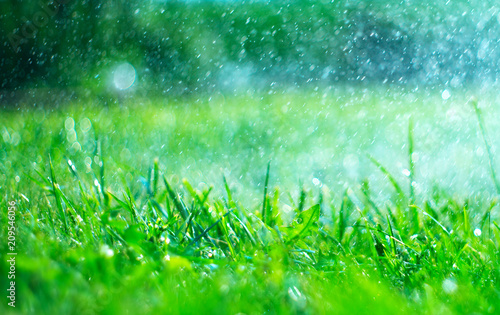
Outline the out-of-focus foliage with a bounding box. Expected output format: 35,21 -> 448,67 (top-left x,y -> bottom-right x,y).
2,0 -> 500,96
1,91 -> 500,314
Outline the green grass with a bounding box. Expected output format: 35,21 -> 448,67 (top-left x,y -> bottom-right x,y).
1,88 -> 500,314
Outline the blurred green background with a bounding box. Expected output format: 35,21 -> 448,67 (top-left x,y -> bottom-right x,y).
2,2 -> 500,315
2,0 -> 500,102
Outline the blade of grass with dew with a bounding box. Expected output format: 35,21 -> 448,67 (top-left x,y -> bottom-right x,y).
262,161 -> 271,225
164,175 -> 189,220
49,155 -> 68,234
94,138 -> 109,207
286,204 -> 320,245
408,118 -> 415,204
338,191 -> 347,244
153,158 -> 159,197
420,207 -> 451,237
298,186 -> 306,213
387,214 -> 397,257
407,118 -> 419,234
230,212 -> 257,246
368,154 -> 406,203
188,209 -> 234,246
479,200 -> 496,238
219,207 -> 237,260
463,206 -> 471,239
361,179 -> 383,218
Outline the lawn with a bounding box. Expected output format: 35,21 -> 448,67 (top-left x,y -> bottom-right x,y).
1,87 -> 500,314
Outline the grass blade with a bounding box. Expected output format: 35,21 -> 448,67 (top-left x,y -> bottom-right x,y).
387,214 -> 397,257
338,191 -> 347,243
286,204 -> 320,245
153,158 -> 159,197
163,175 -> 189,220
223,175 -> 235,207
188,209 -> 234,246
421,207 -> 451,237
49,156 -> 68,233
463,206 -> 471,239
368,154 -> 406,201
408,118 -> 415,204
262,161 -> 271,225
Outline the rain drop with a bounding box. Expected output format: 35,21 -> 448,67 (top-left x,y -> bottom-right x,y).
113,62 -> 137,90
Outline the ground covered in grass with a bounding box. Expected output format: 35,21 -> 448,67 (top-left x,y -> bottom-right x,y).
1,88 -> 500,314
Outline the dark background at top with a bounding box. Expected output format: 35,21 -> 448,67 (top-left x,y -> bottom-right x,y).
1,0 -> 499,102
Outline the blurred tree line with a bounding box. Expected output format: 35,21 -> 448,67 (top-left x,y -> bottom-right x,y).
1,0 -> 499,96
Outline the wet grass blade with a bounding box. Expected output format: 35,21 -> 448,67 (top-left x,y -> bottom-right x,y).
494,221 -> 500,232
387,214 -> 397,257
361,179 -> 383,218
420,207 -> 451,237
386,204 -> 399,232
164,175 -> 189,220
262,161 -> 271,225
43,194 -> 56,234
26,170 -> 52,191
230,212 -> 257,246
188,209 -> 234,246
153,158 -> 159,197
109,192 -> 136,222
298,186 -> 306,213
368,155 -> 406,201
286,204 -> 320,245
180,209 -> 201,244
65,157 -> 80,180
408,118 -> 415,204
479,200 -> 496,238
338,191 -> 347,243
49,156 -> 68,234
95,138 -> 109,207
150,199 -> 169,220
223,175 -> 235,207
463,206 -> 471,239
453,243 -> 469,266
219,210 -> 237,260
